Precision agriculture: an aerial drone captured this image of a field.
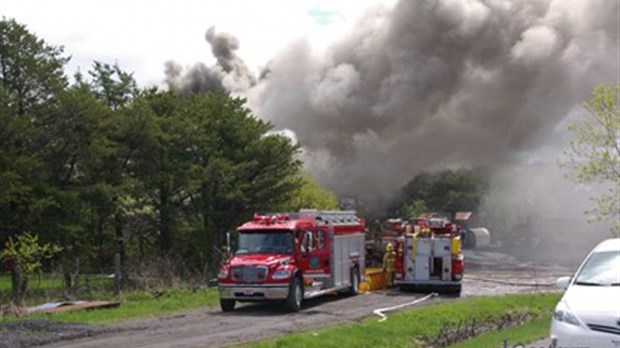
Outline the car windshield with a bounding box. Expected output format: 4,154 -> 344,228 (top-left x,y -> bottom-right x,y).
574,251 -> 620,286
236,230 -> 294,255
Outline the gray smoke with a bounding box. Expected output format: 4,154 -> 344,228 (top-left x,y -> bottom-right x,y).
165,27 -> 256,94
167,0 -> 619,203
249,0 -> 618,200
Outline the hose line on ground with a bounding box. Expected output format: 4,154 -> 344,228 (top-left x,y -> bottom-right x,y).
373,292 -> 437,322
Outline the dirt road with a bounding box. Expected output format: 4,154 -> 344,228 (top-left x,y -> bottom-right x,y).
2,252 -> 569,348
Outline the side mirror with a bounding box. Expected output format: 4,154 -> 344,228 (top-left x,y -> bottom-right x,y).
556,276 -> 571,290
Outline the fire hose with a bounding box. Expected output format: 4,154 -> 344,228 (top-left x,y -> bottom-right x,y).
373,292 -> 437,322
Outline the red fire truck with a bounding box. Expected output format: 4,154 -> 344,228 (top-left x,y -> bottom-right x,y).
217,210 -> 366,312
393,216 -> 464,294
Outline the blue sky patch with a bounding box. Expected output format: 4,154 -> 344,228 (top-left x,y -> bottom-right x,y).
307,9 -> 345,26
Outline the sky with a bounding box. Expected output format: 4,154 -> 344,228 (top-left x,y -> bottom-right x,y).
2,0 -> 396,86
3,0 -> 619,218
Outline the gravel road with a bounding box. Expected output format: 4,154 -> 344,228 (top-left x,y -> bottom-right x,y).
1,251 -> 569,348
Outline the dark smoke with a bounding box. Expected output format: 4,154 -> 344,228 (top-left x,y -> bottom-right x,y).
166,0 -> 619,203
165,27 -> 256,94
248,0 -> 619,200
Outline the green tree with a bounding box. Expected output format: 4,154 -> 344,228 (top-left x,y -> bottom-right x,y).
0,232 -> 62,304
279,171 -> 339,211
401,199 -> 428,219
181,93 -> 301,267
89,61 -> 137,110
561,83 -> 620,236
390,169 -> 488,218
0,18 -> 70,240
0,18 -> 68,116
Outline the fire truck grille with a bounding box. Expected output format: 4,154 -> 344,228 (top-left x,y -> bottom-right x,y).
231,266 -> 268,283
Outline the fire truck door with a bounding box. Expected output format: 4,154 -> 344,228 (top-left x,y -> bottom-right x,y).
298,228 -> 330,277
313,226 -> 330,275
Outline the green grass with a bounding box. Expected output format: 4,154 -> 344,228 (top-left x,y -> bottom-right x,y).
1,288 -> 219,323
0,274 -> 114,293
241,293 -> 560,348
447,316 -> 551,348
1,274 -> 69,293
0,273 -> 115,306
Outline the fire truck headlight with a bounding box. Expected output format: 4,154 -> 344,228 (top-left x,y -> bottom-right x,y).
272,269 -> 291,280
218,268 -> 229,279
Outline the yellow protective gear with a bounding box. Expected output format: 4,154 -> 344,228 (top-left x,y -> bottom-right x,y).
382,248 -> 397,287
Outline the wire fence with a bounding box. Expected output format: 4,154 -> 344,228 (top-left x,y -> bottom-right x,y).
0,272 -> 116,305
0,253 -> 221,306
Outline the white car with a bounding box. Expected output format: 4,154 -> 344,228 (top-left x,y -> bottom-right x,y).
550,238 -> 620,348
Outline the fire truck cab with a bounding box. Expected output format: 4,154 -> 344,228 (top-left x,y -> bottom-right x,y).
217,210 -> 366,312
394,216 -> 464,294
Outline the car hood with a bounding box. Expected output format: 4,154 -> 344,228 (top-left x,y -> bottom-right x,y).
229,254 -> 292,267
563,285 -> 620,319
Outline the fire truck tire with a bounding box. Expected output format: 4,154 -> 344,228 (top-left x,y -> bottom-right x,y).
348,268 -> 360,295
439,284 -> 462,295
286,277 -> 303,312
220,299 -> 236,312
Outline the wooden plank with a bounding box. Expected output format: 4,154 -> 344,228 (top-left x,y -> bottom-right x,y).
41,301 -> 120,314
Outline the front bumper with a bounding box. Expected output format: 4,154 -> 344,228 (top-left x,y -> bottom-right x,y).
219,284 -> 289,301
395,280 -> 461,286
550,319 -> 620,348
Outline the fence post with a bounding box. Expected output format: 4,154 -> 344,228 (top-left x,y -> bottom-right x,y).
114,253 -> 121,294
11,260 -> 22,304
75,256 -> 80,292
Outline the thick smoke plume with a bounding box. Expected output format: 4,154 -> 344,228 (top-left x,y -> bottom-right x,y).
165,27 -> 256,94
167,0 -> 619,204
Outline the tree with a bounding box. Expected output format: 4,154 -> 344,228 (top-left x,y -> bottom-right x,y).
89,61 -> 137,110
279,171 -> 339,211
0,18 -> 70,240
0,232 -> 62,304
0,18 -> 68,116
181,93 -> 301,266
561,83 -> 620,236
389,169 -> 488,218
401,199 -> 428,219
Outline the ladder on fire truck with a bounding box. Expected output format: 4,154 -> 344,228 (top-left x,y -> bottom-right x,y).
298,209 -> 362,225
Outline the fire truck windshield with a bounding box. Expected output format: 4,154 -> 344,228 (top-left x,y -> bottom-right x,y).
235,230 -> 294,255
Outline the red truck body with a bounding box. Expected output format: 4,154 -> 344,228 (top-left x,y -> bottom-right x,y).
217,210 -> 366,312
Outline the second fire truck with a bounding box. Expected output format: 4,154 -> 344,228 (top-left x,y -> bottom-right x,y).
393,216 -> 464,294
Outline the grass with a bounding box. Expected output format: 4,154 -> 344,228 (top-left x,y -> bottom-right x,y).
0,274 -> 66,292
446,316 -> 551,348
0,274 -> 114,293
240,293 -> 561,348
1,287 -> 220,323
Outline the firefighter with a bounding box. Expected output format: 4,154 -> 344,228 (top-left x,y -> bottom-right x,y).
383,243 -> 396,287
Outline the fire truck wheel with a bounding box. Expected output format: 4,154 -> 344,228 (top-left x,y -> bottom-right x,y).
220,299 -> 236,312
286,277 -> 303,312
348,268 -> 360,295
450,284 -> 462,296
